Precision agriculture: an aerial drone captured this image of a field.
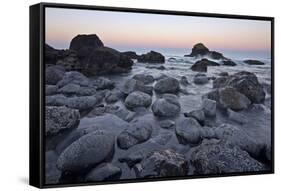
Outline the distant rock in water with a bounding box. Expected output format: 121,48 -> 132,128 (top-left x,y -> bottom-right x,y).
122,51 -> 139,59
186,43 -> 210,57
191,58 -> 219,72
137,51 -> 165,63
244,59 -> 265,65
69,34 -> 104,60
222,59 -> 237,66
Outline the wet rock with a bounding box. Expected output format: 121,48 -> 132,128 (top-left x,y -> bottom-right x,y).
122,51 -> 139,59
65,96 -> 98,111
193,73 -> 209,85
209,51 -> 224,60
125,91 -> 152,110
191,59 -> 219,72
45,65 -> 66,85
168,57 -> 177,62
175,117 -> 202,145
137,51 -> 165,63
46,85 -> 58,96
152,94 -> 181,117
105,89 -> 124,103
180,76 -> 189,86
85,163 -> 121,181
227,109 -> 248,124
159,119 -> 175,129
149,132 -> 173,145
154,77 -> 180,94
202,98 -> 216,117
87,104 -> 119,117
244,59 -> 265,65
119,153 -> 144,168
213,76 -> 228,88
45,106 -> 80,136
133,74 -> 154,84
222,59 -> 237,66
218,87 -> 251,111
57,130 -> 115,173
134,149 -> 188,178
92,77 -> 115,90
46,94 -> 67,106
186,43 -> 210,57
57,71 -> 90,88
117,120 -> 152,149
113,107 -> 136,122
122,78 -> 153,95
45,151 -> 61,184
191,139 -> 265,174
184,109 -> 205,126
58,83 -> 80,94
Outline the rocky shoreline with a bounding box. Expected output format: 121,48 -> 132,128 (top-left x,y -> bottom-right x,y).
45,34 -> 272,184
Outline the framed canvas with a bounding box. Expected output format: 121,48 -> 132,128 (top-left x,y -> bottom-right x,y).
29,2 -> 274,188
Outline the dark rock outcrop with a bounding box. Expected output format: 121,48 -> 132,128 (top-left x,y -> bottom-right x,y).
191,58 -> 219,72
122,51 -> 139,60
57,130 -> 115,173
137,51 -> 165,63
244,59 -> 265,65
186,43 -> 210,57
134,149 -> 188,178
152,94 -> 181,117
45,106 -> 80,136
222,59 -> 237,66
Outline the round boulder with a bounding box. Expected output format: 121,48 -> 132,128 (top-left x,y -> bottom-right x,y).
125,91 -> 152,110
154,77 -> 180,94
45,65 -> 65,85
152,94 -> 181,117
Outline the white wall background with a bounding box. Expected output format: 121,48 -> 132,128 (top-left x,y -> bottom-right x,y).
0,0 -> 279,190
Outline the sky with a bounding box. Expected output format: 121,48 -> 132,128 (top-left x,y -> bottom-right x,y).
45,7 -> 271,56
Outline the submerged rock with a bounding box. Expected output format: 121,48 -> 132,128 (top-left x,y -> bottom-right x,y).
45,106 -> 80,136
57,130 -> 115,173
154,77 -> 180,94
117,120 -> 152,149
137,51 -> 165,63
191,139 -> 265,174
152,94 -> 181,117
125,91 -> 152,110
244,59 -> 265,65
134,149 -> 188,178
175,117 -> 202,145
85,163 -> 121,181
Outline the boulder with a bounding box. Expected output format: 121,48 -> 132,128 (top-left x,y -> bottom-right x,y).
69,34 -> 104,60
83,47 -> 133,76
85,163 -> 121,181
222,59 -> 237,66
125,91 -> 152,110
57,71 -> 90,88
45,65 -> 66,85
154,77 -> 180,94
184,109 -> 205,126
58,83 -> 80,95
105,89 -> 124,103
113,107 -> 136,122
209,51 -> 224,60
45,106 -> 80,136
148,132 -> 173,145
193,73 -> 209,85
65,95 -> 98,111
152,94 -> 181,117
218,87 -> 251,111
132,74 -> 154,84
137,51 -> 165,63
122,51 -> 139,59
202,98 -> 216,117
227,109 -> 248,124
92,77 -> 115,90
175,117 -> 202,145
57,130 -> 115,173
244,59 -> 265,65
191,139 -> 265,174
213,76 -> 228,88
117,120 -> 152,149
122,78 -> 153,95
134,150 -> 188,178
190,58 -> 219,72
46,94 -> 67,106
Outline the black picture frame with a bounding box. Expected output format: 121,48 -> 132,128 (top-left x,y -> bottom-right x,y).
30,2 -> 275,189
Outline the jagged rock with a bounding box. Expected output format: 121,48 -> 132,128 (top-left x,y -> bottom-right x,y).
134,149 -> 188,178
117,120 -> 152,149
45,65 -> 66,85
175,117 -> 202,145
152,94 -> 181,117
57,130 -> 115,173
244,59 -> 265,65
85,163 -> 121,181
45,106 -> 80,136
154,77 -> 180,94
191,139 -> 265,174
137,51 -> 165,63
125,91 -> 152,110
